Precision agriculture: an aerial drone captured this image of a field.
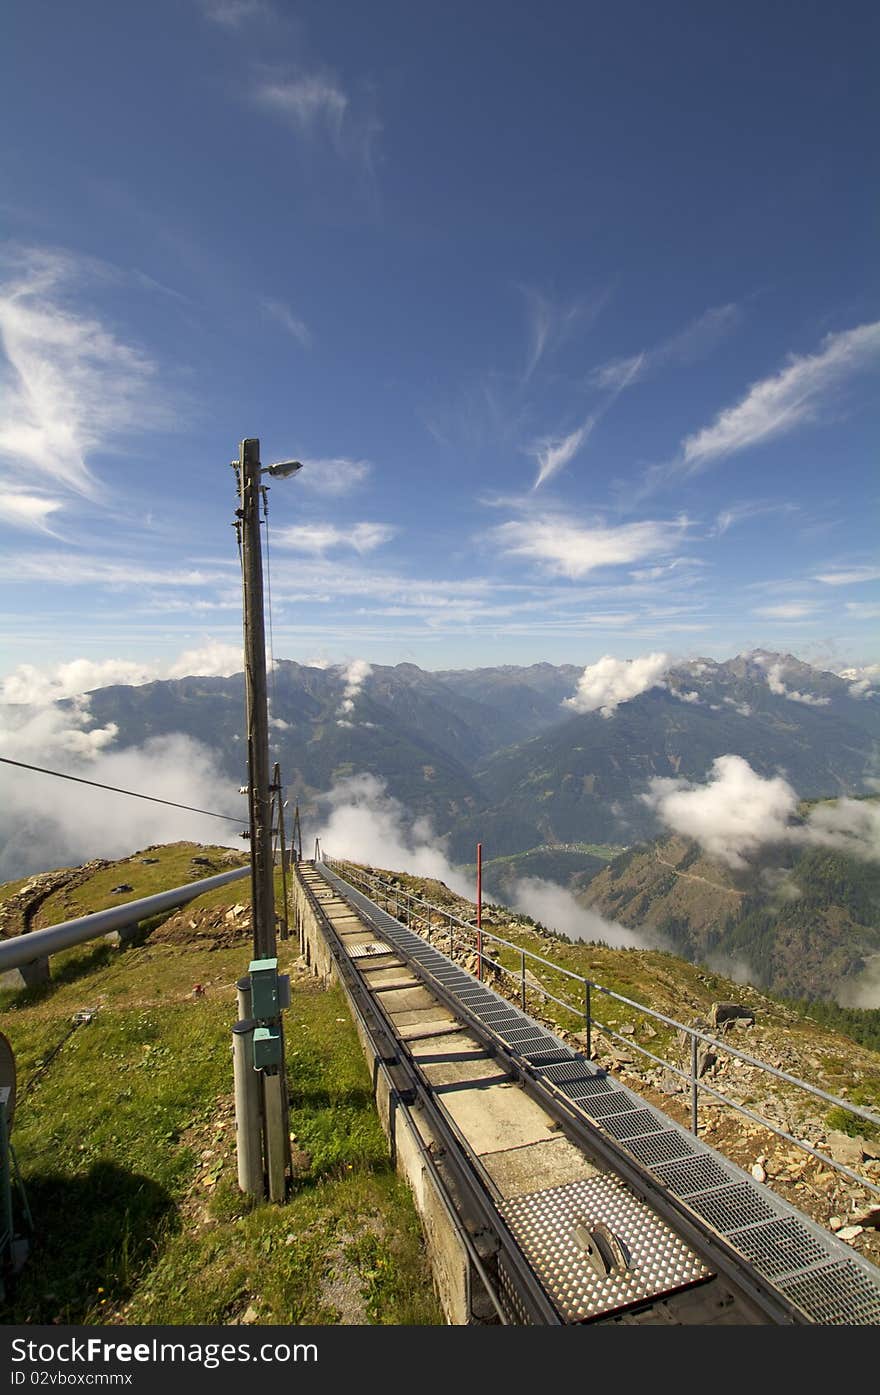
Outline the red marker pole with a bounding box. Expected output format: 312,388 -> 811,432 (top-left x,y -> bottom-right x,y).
476,842 -> 482,982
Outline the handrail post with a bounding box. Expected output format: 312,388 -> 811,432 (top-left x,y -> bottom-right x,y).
521,950 -> 526,1010
585,979 -> 592,1060
691,1032 -> 699,1135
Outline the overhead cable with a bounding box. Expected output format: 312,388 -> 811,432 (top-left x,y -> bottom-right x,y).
0,755 -> 244,824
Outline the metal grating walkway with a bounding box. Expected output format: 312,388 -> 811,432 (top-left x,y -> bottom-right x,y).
319,862 -> 880,1326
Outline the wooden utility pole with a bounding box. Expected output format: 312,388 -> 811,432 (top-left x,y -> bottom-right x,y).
235,438 -> 276,960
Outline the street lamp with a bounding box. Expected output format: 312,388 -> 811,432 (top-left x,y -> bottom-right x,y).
262,459 -> 303,480
232,440 -> 302,961
231,436 -> 300,1204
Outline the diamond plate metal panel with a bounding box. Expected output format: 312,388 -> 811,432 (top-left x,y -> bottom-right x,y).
499,1174 -> 712,1322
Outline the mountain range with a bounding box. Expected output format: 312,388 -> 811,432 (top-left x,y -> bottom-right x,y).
76,649 -> 879,862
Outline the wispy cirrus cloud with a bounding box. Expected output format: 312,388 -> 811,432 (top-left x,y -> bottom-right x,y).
257,74 -> 349,143
260,297 -> 311,347
680,319 -> 880,474
752,603 -> 818,620
492,513 -> 688,579
0,246 -> 168,502
532,420 -> 593,489
255,69 -> 382,183
273,521 -> 395,555
591,302 -> 740,393
0,553 -> 229,588
714,500 -> 798,535
520,286 -> 607,382
814,565 -> 880,586
197,0 -> 268,26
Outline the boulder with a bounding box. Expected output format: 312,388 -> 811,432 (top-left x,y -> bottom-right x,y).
710,1002 -> 755,1029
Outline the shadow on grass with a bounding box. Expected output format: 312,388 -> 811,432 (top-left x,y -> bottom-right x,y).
1,1160 -> 177,1323
0,942 -> 119,1013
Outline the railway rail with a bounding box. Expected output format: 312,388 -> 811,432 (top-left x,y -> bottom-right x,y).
296,859 -> 880,1326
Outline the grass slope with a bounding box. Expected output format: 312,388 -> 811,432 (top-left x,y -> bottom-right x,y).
0,849 -> 441,1326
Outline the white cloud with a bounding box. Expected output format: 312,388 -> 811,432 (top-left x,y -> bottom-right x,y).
0,553 -> 227,588
563,652 -> 671,717
837,664 -> 880,699
0,695 -> 119,763
644,755 -> 880,870
335,657 -> 371,720
0,490 -> 63,533
801,799 -> 880,862
314,773 -> 471,897
532,421 -> 592,489
762,659 -> 830,706
722,696 -> 752,717
0,248 -> 165,501
298,458 -> 370,496
680,320 -> 880,473
846,602 -> 880,619
672,689 -> 701,705
504,875 -> 652,949
0,724 -> 239,880
753,604 -> 817,620
166,641 -> 243,679
814,566 -> 880,586
273,521 -> 395,554
493,515 -> 686,579
1,658 -> 156,705
1,642 -> 244,705
261,297 -> 311,347
642,755 -> 799,870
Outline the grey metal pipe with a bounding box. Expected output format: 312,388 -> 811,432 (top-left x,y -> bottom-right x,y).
232,1019 -> 263,1196
0,865 -> 250,972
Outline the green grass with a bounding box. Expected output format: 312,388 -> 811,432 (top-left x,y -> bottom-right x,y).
31,843 -> 249,928
0,859 -> 442,1327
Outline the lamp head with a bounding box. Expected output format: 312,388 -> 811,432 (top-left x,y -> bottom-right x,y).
263,459 -> 303,480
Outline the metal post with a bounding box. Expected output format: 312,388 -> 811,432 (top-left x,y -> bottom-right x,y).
476,842 -> 483,982
449,914 -> 455,957
232,1021 -> 263,1196
520,950 -> 526,1011
691,1032 -> 699,1135
235,438 -> 276,962
585,980 -> 592,1060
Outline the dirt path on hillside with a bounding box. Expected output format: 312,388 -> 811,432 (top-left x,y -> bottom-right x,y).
653,850 -> 744,897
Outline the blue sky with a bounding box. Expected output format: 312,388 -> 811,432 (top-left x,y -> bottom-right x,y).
1,0 -> 878,694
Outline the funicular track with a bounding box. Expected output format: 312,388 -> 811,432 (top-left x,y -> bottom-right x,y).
297,861 -> 880,1326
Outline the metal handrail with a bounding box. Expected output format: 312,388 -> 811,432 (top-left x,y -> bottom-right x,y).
326,856 -> 880,1199
0,865 -> 251,973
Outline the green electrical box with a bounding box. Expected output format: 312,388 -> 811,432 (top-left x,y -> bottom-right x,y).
249,958 -> 280,1020
252,1025 -> 282,1070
